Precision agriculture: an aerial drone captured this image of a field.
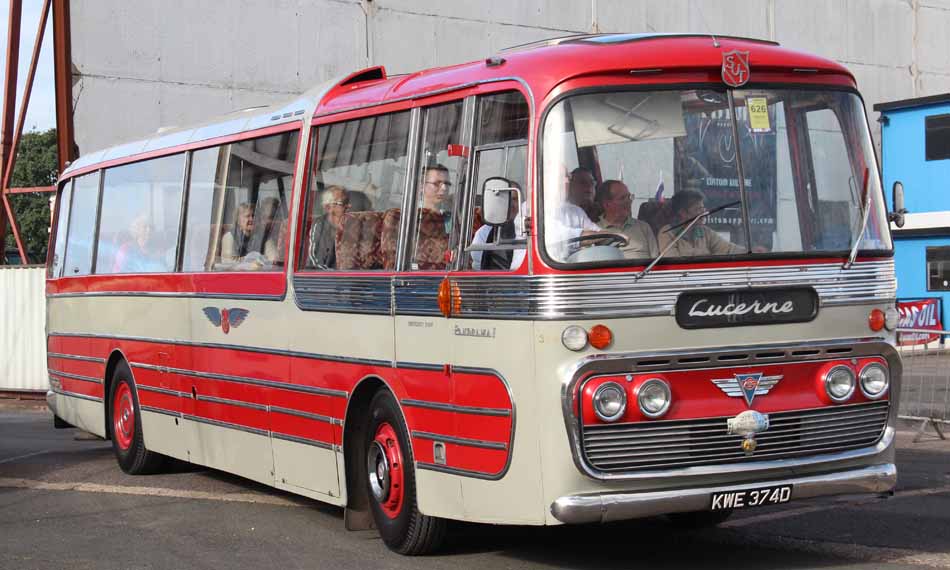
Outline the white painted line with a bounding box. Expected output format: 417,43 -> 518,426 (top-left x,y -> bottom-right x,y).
0,450 -> 50,465
0,476 -> 304,508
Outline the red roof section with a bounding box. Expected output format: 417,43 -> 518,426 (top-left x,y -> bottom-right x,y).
316,34 -> 854,116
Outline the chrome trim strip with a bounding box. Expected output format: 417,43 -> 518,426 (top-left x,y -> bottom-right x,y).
314,76 -> 535,120
50,387 -> 103,403
197,394 -> 268,412
141,405 -> 182,418
401,399 -> 511,417
451,260 -> 896,319
271,432 -> 338,451
550,463 -> 897,524
48,369 -> 102,385
270,405 -> 342,425
47,291 -> 283,301
393,276 -> 443,316
416,461 -> 511,479
182,414 -> 270,438
412,430 -> 508,450
395,361 -> 444,372
560,338 -> 901,481
47,331 -> 390,368
138,385 -> 188,398
131,361 -> 348,399
293,275 -> 391,314
47,352 -> 107,364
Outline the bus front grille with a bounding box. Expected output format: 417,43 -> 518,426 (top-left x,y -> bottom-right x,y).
581,401 -> 890,473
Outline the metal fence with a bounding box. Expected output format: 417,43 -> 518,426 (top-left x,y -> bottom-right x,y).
0,266 -> 48,392
897,328 -> 950,441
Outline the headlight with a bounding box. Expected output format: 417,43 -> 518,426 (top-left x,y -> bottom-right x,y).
593,382 -> 626,422
561,325 -> 588,351
859,363 -> 889,399
636,378 -> 671,418
824,365 -> 856,402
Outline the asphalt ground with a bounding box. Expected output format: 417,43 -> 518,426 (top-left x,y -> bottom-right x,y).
1,399 -> 949,570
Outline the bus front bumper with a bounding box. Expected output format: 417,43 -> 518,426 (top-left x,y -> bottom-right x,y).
550,462 -> 896,524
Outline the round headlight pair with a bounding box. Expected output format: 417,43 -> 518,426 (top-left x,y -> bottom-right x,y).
824,363 -> 889,402
592,378 -> 672,422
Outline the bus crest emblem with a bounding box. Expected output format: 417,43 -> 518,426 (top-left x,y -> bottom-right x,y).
711,372 -> 783,406
202,307 -> 249,334
721,50 -> 750,87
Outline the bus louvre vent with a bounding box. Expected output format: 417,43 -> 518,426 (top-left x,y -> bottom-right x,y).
580,401 -> 889,473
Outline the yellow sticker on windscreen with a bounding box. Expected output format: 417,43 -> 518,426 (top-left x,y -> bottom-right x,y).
747,97 -> 770,132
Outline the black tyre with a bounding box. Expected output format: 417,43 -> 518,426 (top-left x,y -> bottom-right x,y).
108,361 -> 165,475
667,508 -> 733,529
365,389 -> 446,555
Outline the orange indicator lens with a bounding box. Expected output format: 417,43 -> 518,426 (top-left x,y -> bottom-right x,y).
589,325 -> 613,350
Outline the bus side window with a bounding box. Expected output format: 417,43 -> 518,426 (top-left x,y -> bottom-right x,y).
300,111 -> 411,271
95,154 -> 185,275
465,91 -> 529,271
181,130 -> 299,272
62,171 -> 100,276
49,180 -> 72,278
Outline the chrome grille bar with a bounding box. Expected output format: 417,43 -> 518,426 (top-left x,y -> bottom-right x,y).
581,401 -> 889,473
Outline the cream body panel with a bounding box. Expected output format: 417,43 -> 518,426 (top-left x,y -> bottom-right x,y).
272,439 -> 342,503
414,469 -> 464,518
140,408 -> 188,459
287,311 -> 394,364
530,303 -> 898,525
53,393 -> 106,438
186,419 -> 274,485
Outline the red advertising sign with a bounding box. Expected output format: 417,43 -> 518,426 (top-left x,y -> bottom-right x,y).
897,298 -> 943,346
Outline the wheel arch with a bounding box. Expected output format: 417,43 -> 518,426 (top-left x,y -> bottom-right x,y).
102,348 -> 132,440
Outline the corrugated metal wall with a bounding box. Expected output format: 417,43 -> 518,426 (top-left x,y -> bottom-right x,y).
0,267 -> 47,391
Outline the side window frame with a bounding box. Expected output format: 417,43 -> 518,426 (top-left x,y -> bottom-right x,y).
48,178 -> 73,278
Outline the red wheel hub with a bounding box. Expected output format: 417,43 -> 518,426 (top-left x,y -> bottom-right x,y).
367,422 -> 405,518
113,382 -> 135,450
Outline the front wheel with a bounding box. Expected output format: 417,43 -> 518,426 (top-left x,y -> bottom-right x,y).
109,362 -> 165,474
365,389 -> 446,555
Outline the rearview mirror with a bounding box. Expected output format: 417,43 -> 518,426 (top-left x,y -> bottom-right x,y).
889,181 -> 907,228
482,177 -> 519,226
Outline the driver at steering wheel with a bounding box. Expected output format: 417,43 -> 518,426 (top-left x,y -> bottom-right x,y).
595,179 -> 658,259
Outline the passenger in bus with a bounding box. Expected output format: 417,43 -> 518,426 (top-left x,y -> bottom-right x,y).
112,214 -> 163,273
220,202 -> 278,268
257,197 -> 283,262
414,164 -> 453,269
657,190 -> 744,257
547,167 -> 621,259
470,180 -> 526,270
306,186 -> 349,269
594,180 -> 658,260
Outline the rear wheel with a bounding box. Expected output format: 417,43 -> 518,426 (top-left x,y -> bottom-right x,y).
667,508 -> 733,529
109,361 -> 165,474
365,389 -> 446,555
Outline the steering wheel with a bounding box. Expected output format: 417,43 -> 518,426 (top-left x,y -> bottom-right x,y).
567,232 -> 629,248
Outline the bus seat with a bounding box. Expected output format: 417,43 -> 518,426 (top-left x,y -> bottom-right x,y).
336,211 -> 385,270
415,208 -> 450,270
380,208 -> 401,270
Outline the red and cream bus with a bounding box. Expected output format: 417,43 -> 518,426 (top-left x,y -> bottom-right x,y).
46,33 -> 903,554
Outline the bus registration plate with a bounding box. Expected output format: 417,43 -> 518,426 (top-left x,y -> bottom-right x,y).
710,485 -> 792,511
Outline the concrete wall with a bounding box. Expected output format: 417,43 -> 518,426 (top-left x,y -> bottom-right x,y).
69,0 -> 950,155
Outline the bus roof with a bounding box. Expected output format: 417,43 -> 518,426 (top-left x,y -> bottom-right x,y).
62,33 -> 852,179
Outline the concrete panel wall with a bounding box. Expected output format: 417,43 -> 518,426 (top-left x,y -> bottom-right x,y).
70,0 -> 950,155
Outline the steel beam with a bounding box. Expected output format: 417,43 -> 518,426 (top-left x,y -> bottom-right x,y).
52,0 -> 74,173
0,0 -> 22,255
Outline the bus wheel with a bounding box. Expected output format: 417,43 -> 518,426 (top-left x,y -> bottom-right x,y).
109,362 -> 165,475
667,508 -> 733,529
365,389 -> 446,555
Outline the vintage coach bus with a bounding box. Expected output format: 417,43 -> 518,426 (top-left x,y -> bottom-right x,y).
46,33 -> 904,554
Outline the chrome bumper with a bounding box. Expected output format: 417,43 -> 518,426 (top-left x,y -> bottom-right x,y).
46,390 -> 58,416
550,463 -> 896,524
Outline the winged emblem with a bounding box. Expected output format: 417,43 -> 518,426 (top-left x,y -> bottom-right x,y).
711,373 -> 783,406
202,307 -> 250,334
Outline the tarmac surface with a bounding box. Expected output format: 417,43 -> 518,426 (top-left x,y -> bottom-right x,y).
1,398 -> 949,569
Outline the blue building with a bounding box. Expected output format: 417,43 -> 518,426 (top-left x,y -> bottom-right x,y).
875,94 -> 950,328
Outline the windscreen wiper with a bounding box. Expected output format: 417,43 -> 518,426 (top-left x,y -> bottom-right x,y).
634,200 -> 741,282
843,168 -> 870,270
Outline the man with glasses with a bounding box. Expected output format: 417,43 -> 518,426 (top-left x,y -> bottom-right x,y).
420,163 -> 454,232
307,185 -> 350,269
594,179 -> 658,259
